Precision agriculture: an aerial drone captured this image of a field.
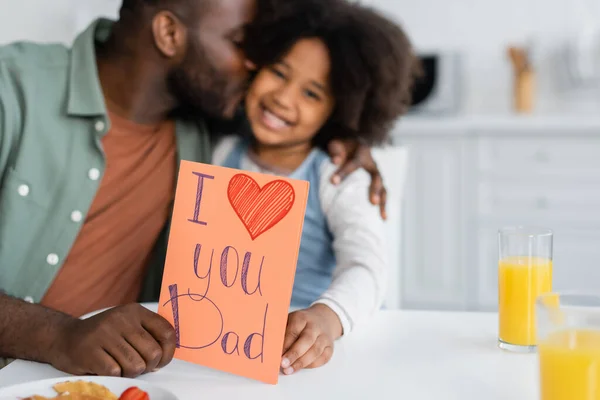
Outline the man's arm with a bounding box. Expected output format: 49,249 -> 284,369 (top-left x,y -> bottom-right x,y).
0,62 -> 68,368
0,293 -> 177,377
0,293 -> 74,363
0,65 -> 63,364
326,139 -> 388,219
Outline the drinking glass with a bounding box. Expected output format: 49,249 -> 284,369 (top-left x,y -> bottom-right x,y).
498,226 -> 553,352
537,293 -> 600,400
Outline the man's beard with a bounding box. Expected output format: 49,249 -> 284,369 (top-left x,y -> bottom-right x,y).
167,43 -> 239,122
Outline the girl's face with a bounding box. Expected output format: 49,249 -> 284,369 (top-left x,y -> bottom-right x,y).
245,38 -> 335,149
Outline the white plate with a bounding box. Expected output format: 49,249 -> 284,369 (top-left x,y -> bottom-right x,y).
0,376 -> 178,399
80,303 -> 159,319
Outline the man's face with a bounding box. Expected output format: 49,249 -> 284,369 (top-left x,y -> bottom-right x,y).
168,0 -> 256,120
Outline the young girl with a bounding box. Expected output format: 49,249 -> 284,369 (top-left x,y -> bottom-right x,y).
212,0 -> 419,375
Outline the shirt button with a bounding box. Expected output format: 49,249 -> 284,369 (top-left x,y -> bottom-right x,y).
70,210 -> 83,223
24,296 -> 34,303
46,253 -> 59,266
95,120 -> 105,132
88,168 -> 100,181
17,184 -> 30,197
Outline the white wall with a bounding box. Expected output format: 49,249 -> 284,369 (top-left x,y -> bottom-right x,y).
1,0 -> 600,114
364,0 -> 600,115
0,0 -> 120,45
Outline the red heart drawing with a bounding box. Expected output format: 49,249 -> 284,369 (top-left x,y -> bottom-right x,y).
227,174 -> 296,240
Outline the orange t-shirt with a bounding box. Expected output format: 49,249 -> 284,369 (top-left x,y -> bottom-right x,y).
41,111 -> 176,317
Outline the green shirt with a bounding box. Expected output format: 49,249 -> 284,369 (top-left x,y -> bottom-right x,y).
0,18 -> 211,304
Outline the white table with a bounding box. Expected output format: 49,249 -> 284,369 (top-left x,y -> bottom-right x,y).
0,307 -> 540,399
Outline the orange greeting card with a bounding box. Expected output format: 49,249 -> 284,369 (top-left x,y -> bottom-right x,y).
157,160 -> 309,384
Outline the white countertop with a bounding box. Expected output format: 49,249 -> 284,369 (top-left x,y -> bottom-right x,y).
0,308 -> 540,400
392,114 -> 600,136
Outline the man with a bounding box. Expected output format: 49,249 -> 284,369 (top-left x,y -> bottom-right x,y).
0,0 -> 387,378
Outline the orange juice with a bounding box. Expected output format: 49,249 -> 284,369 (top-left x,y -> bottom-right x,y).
498,256 -> 552,346
539,329 -> 600,400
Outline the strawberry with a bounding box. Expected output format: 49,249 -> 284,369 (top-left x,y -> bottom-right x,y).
119,387 -> 150,400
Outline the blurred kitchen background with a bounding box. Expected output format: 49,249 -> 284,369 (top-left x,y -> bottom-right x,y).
2,0 -> 600,312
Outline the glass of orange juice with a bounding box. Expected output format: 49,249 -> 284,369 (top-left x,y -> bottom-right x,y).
537,293 -> 600,400
498,226 -> 553,352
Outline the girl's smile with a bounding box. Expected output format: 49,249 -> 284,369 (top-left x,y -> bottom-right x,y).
257,101 -> 294,132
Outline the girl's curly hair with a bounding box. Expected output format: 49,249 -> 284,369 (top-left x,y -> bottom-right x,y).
244,0 -> 421,148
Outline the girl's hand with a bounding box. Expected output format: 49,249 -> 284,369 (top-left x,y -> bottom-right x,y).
280,304 -> 343,375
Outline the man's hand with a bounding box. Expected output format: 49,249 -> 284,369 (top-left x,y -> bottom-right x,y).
280,304 -> 343,375
327,139 -> 387,220
49,304 -> 176,377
